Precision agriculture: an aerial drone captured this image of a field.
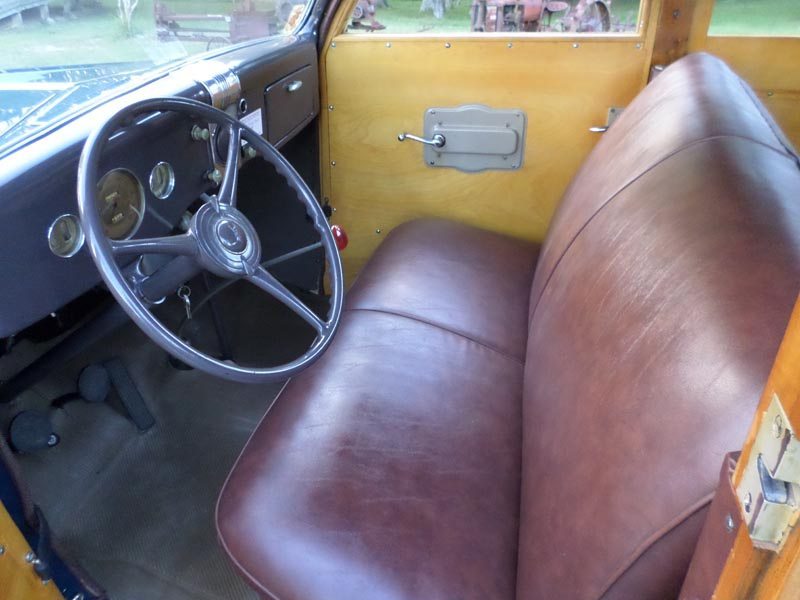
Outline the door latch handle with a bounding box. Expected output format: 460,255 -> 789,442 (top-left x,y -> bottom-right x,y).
397,133 -> 446,148
284,80 -> 303,93
589,107 -> 624,134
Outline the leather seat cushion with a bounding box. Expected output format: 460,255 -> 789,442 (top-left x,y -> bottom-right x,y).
217,311 -> 524,600
217,222 -> 540,599
347,219 -> 539,360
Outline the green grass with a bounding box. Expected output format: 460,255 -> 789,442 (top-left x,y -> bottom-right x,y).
353,0 -> 800,36
710,0 -> 800,36
0,0 -> 282,69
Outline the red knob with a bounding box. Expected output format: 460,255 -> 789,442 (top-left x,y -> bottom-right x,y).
331,224 -> 348,251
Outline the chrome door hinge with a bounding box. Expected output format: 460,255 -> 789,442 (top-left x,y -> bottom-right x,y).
735,393 -> 800,551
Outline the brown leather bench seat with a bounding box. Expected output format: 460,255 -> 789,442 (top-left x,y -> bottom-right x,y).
217,53 -> 800,599
216,219 -> 539,599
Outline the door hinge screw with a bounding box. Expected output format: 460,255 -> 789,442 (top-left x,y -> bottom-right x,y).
773,414 -> 784,438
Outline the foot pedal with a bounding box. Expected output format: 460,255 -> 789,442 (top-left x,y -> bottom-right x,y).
8,411 -> 59,453
78,364 -> 111,403
103,359 -> 155,432
51,364 -> 112,409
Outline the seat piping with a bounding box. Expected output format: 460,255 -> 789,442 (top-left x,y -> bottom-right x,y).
528,133 -> 798,326
345,306 -> 526,365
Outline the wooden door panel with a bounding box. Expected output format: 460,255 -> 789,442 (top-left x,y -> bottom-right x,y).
321,33 -> 657,281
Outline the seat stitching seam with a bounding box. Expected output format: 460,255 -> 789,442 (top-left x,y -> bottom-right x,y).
528,133 -> 796,324
345,307 -> 525,365
595,492 -> 714,599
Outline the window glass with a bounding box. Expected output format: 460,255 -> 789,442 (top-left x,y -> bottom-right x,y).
346,0 -> 641,34
709,0 -> 800,36
0,0 -> 311,150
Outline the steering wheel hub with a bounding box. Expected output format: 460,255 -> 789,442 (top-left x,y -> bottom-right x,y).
216,219 -> 248,253
193,203 -> 261,277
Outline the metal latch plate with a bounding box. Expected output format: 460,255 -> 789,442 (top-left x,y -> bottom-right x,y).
423,105 -> 526,172
735,393 -> 800,550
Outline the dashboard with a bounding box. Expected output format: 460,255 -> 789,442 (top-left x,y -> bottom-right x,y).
0,35 -> 321,339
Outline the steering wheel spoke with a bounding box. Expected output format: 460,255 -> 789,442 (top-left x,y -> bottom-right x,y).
218,124 -> 242,207
261,241 -> 323,269
110,233 -> 198,257
247,266 -> 327,334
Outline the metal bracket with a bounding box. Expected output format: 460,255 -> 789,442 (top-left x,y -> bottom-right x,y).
404,105 -> 526,173
589,106 -> 624,133
735,393 -> 800,550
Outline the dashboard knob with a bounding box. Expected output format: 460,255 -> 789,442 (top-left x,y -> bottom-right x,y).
206,168 -> 223,185
191,125 -> 211,142
331,225 -> 348,251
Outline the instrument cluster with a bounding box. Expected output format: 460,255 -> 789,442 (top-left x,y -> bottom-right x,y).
46,160 -> 179,258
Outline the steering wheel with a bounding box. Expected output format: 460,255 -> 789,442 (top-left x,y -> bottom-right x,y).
77,97 -> 344,383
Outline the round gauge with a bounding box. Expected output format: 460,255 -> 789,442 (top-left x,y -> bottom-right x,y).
48,214 -> 85,258
149,161 -> 175,200
96,169 -> 145,240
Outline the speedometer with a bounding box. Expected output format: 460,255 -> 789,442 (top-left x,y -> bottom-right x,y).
96,169 -> 145,240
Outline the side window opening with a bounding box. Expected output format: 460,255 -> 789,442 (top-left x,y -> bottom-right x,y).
346,0 -> 642,35
708,0 -> 800,37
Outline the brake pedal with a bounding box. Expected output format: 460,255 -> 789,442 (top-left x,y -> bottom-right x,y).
78,364 -> 112,403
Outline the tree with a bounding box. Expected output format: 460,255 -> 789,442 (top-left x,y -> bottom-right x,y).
419,0 -> 456,19
118,0 -> 139,35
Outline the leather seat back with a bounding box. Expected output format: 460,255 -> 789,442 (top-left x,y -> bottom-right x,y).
517,54 -> 800,599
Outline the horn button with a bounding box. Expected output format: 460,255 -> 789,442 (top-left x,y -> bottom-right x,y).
193,203 -> 261,277
216,219 -> 248,254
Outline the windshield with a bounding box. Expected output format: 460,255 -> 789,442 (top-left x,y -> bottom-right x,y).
0,0 -> 311,151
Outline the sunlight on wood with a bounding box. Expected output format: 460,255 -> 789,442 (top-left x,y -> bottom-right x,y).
0,502 -> 64,600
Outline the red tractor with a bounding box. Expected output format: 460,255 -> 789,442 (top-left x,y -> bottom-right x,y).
470,0 -> 611,33
349,0 -> 386,31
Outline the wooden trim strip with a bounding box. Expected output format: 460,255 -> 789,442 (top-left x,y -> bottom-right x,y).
710,296 -> 800,598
